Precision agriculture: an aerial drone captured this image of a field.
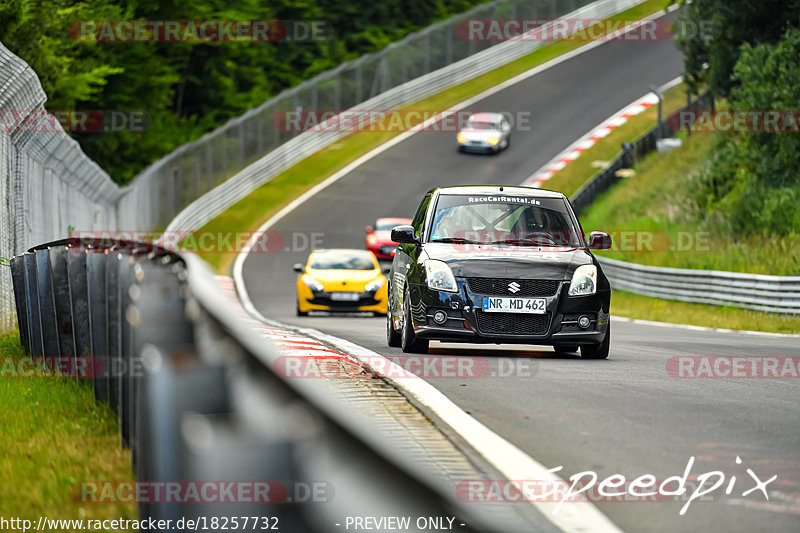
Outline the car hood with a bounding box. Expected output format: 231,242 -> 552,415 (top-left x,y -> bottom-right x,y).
307,268 -> 381,289
422,243 -> 593,280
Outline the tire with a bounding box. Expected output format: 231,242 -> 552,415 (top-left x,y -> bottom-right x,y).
554,345 -> 578,354
296,302 -> 308,317
581,323 -> 610,359
400,288 -> 428,354
386,309 -> 401,347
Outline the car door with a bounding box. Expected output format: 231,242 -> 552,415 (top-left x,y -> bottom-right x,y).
390,193 -> 432,317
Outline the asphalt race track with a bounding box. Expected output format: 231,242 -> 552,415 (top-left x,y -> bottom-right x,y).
241,13 -> 800,533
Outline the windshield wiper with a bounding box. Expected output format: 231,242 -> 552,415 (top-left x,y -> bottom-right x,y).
490,237 -> 554,246
430,237 -> 482,244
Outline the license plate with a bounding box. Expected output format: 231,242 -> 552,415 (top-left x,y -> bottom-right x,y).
380,245 -> 394,255
482,297 -> 546,314
331,292 -> 359,302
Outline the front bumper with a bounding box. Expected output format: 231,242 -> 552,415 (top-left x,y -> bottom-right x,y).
298,287 -> 388,314
458,140 -> 499,153
406,279 -> 609,345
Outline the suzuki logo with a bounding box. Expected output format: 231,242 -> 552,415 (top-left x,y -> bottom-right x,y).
508,281 -> 521,293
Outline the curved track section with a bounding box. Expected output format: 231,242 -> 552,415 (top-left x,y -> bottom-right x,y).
241,14 -> 800,533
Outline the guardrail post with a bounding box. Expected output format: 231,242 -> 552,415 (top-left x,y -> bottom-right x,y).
87,250 -> 109,402
23,252 -> 42,356
67,246 -> 92,378
106,252 -> 121,412
36,248 -> 60,361
118,254 -> 135,447
10,256 -> 30,353
49,246 -> 76,375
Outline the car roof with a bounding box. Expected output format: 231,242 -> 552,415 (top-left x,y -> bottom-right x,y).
432,185 -> 567,199
469,112 -> 504,122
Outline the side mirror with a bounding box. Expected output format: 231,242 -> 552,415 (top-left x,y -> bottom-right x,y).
588,231 -> 612,250
365,225 -> 373,233
391,225 -> 417,244
292,263 -> 305,273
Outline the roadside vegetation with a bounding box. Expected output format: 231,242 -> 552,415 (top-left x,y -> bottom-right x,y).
0,334 -> 136,519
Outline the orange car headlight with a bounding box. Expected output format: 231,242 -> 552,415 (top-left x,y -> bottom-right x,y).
486,136 -> 500,145
457,133 -> 468,143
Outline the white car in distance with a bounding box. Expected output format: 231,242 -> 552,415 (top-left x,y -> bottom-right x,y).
456,112 -> 511,154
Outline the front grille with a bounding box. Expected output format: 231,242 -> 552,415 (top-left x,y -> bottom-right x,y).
467,278 -> 560,297
476,312 -> 551,335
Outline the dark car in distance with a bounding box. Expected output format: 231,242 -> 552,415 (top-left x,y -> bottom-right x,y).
386,185 -> 613,358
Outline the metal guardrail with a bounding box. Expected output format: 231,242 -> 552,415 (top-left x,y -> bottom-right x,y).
598,257 -> 800,315
570,91 -> 714,215
9,238 -> 507,531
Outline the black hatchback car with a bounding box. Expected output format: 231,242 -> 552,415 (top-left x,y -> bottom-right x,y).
386,185 -> 613,358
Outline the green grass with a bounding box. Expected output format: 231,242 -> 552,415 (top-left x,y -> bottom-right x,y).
545,83 -> 689,197
192,0 -> 671,274
580,131 -> 800,275
612,290 -> 800,334
0,334 -> 136,521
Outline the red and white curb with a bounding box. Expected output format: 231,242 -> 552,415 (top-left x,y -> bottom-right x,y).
214,276 -> 363,365
522,75 -> 683,188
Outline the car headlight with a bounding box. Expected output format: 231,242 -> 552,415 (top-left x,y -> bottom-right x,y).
457,133 -> 468,143
486,136 -> 500,145
425,260 -> 457,292
301,274 -> 324,292
568,265 -> 597,296
365,277 -> 385,293
366,234 -> 377,246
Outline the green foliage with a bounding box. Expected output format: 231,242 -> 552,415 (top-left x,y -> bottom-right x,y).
673,0 -> 800,97
692,27 -> 800,236
0,0 -> 489,184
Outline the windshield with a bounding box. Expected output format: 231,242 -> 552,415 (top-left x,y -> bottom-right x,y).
428,194 -> 581,247
467,120 -> 498,130
310,251 -> 376,270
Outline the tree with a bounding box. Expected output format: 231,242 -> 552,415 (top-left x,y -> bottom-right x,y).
693,27 -> 800,235
674,0 -> 800,97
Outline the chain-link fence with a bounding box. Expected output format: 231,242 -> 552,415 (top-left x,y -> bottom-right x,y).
1,0 -> 647,331
0,43 -> 120,332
